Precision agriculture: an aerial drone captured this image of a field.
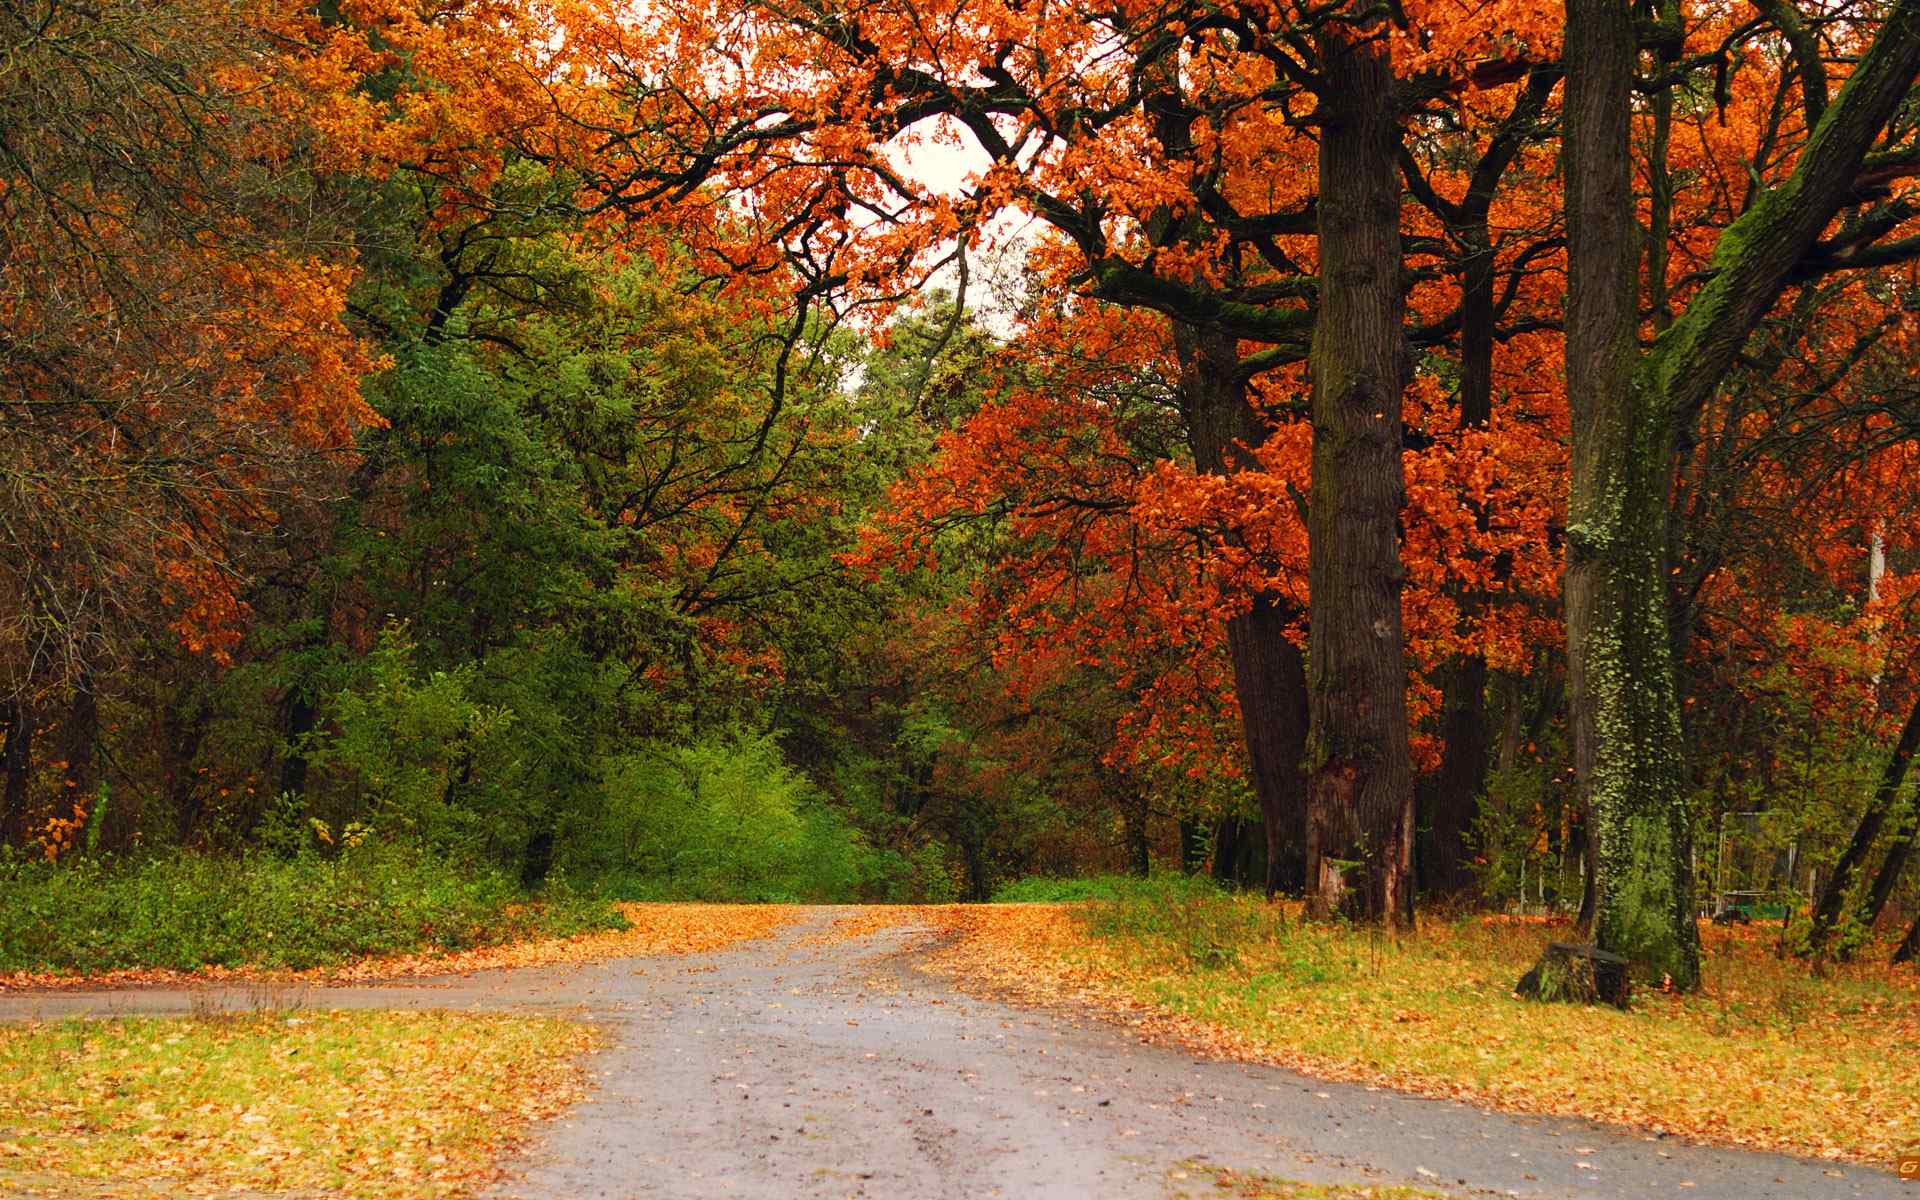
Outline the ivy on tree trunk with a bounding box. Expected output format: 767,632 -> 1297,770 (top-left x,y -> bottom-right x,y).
1560,0 -> 1920,989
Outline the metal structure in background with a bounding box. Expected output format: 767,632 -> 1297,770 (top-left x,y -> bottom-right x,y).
1714,811 -> 1811,920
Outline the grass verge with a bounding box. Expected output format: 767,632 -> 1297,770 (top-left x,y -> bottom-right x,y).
0,849 -> 621,976
3,901 -> 804,990
924,889 -> 1920,1165
0,1009 -> 597,1198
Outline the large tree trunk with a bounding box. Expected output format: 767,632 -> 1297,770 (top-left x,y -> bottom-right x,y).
0,699 -> 30,847
1803,690 -> 1920,956
1561,0 -> 1920,989
1233,600 -> 1310,896
1301,25 -> 1415,926
1562,0 -> 1701,987
1176,328 -> 1310,897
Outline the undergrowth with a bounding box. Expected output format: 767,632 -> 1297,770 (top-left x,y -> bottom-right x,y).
0,847 -> 622,973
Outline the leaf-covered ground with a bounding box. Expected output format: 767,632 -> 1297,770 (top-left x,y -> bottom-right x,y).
1168,1165 -> 1446,1199
0,1010 -> 597,1198
0,902 -> 798,991
921,901 -> 1920,1166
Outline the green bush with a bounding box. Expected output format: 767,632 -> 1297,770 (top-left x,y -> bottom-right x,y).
574,730 -> 911,902
0,846 -> 621,973
315,626 -> 519,853
996,873 -> 1279,970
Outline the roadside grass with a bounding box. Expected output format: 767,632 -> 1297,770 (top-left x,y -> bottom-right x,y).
0,849 -> 622,976
0,1010 -> 597,1198
926,888 -> 1920,1165
3,901 -> 802,990
991,873 -> 1223,903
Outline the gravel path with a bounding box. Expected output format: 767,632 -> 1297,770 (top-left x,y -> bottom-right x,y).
0,909 -> 1904,1199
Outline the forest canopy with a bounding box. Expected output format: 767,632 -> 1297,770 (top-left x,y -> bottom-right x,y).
4,0 -> 1920,979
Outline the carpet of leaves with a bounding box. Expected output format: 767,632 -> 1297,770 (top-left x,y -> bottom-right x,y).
1168,1163 -> 1445,1199
920,901 -> 1920,1166
0,1010 -> 597,1198
0,903 -> 799,992
794,906 -> 923,947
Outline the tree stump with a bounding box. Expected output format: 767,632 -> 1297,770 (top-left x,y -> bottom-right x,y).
1515,942 -> 1630,1008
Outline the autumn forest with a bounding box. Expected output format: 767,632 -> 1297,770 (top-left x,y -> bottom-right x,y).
8,0 -> 1920,966
10,0 -> 1920,1191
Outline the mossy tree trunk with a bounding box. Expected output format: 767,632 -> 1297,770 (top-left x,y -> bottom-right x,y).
1562,0 -> 1920,989
1562,0 -> 1700,988
1302,24 -> 1415,927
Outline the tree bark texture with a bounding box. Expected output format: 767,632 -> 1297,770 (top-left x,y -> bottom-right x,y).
1563,0 -> 1920,988
1302,25 -> 1415,926
1177,327 -> 1310,897
1418,655 -> 1487,897
1562,0 -> 1701,987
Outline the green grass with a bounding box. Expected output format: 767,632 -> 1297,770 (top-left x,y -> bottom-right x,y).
0,847 -> 623,974
991,872 -> 1225,903
0,1010 -> 597,1198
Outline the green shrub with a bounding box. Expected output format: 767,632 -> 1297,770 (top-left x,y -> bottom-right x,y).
573,730 -> 910,902
0,846 -> 621,973
314,626 -> 518,853
1081,875 -> 1264,969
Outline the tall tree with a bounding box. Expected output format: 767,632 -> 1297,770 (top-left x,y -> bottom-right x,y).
1301,21 -> 1415,923
1559,0 -> 1920,987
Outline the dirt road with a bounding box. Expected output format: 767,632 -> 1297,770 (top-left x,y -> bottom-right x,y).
0,910 -> 1902,1199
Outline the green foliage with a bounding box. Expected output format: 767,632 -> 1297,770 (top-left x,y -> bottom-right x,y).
0,847 -> 620,973
315,626 -> 516,849
1469,763 -> 1579,909
572,731 -> 925,902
